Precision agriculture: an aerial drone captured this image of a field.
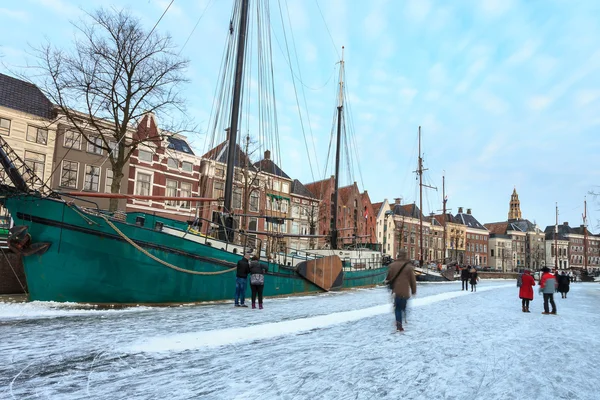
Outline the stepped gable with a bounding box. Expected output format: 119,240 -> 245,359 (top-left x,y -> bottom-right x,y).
202,140 -> 255,170
291,179 -> 314,198
304,178 -> 331,200
338,185 -> 354,205
371,202 -> 384,215
0,73 -> 55,119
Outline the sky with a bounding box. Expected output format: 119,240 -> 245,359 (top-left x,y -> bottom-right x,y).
2,281 -> 600,398
1,0 -> 600,231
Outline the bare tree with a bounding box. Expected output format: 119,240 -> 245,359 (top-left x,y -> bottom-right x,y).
32,8 -> 189,211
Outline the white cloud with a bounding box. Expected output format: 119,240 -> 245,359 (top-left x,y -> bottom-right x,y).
0,8 -> 29,21
473,90 -> 509,115
428,63 -> 447,86
363,1 -> 387,40
479,0 -> 514,17
399,88 -> 418,104
405,0 -> 431,22
506,40 -> 538,65
527,95 -> 552,111
455,59 -> 487,94
35,0 -> 79,15
574,90 -> 600,107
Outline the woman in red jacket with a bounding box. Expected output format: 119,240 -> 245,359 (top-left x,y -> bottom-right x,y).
519,270 -> 536,312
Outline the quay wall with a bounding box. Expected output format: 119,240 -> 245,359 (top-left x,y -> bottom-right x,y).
0,251 -> 27,294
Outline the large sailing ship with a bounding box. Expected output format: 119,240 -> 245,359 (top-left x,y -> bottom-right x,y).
0,0 -> 388,304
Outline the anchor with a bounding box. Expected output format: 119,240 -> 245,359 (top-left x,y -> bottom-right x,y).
8,225 -> 51,256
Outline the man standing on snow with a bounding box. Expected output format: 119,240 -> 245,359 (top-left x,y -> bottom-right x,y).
385,250 -> 417,332
460,266 -> 470,291
234,250 -> 252,307
539,267 -> 557,315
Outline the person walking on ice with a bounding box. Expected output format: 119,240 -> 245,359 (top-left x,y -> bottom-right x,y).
518,269 -> 535,312
384,250 -> 417,332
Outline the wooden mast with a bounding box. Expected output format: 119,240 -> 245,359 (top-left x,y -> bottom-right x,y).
415,126 -> 435,267
330,47 -> 345,250
442,174 -> 447,262
583,197 -> 588,273
555,203 -> 558,270
223,0 -> 250,214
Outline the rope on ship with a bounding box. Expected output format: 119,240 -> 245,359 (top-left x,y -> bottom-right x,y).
98,214 -> 236,275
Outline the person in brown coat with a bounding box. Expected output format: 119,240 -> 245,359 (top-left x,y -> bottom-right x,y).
385,250 -> 417,332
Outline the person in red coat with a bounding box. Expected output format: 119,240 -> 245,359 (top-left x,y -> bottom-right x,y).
519,269 -> 536,312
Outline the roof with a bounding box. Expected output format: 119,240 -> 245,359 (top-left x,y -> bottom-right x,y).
393,203 -> 422,219
372,202 -> 384,216
0,73 -> 55,119
432,213 -> 454,226
253,158 -> 290,179
167,136 -> 195,155
202,140 -> 255,170
291,179 -> 314,198
304,178 -> 332,200
454,212 -> 488,231
484,222 -> 509,235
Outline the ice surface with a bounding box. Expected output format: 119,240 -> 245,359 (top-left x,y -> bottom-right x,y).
1,280 -> 599,399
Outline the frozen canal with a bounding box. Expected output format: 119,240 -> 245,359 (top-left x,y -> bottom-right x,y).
1,280 -> 600,399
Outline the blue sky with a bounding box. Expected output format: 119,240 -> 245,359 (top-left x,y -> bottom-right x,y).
1,0 -> 599,231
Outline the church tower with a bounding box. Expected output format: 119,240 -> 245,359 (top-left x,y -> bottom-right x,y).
508,187 -> 522,220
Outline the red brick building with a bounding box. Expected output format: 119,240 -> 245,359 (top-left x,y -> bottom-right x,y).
304,177 -> 376,249
126,114 -> 201,221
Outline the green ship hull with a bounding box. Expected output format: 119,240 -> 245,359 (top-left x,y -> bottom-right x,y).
3,195 -> 387,305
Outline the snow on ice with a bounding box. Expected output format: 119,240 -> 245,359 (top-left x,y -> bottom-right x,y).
1,280 -> 600,399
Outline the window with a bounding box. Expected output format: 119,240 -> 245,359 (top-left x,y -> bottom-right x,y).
233,188 -> 242,209
281,182 -> 289,193
27,126 -> 48,145
491,249 -> 495,257
281,199 -> 289,213
84,165 -> 101,191
135,172 -> 152,196
60,160 -> 78,188
280,221 -> 287,233
0,118 -> 11,135
109,141 -> 119,158
182,161 -> 193,172
215,167 -> 225,177
180,182 -> 191,208
87,136 -> 103,155
292,206 -> 300,218
165,179 -> 178,206
213,181 -> 224,199
64,130 -> 81,149
104,169 -> 113,193
24,151 -> 45,180
273,180 -> 280,191
138,150 -> 152,162
292,222 -> 299,234
249,191 -> 259,212
167,158 -> 178,169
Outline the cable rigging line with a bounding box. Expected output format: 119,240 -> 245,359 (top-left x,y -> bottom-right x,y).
314,0 -> 340,60
179,0 -> 215,55
275,0 -> 316,183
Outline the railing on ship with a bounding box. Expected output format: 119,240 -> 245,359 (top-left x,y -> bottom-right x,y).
82,209 -> 388,270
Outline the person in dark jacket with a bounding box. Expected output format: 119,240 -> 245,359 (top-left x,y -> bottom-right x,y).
539,267 -> 557,314
384,250 -> 417,332
518,269 -> 536,312
469,267 -> 479,292
234,251 -> 252,307
460,266 -> 470,290
558,271 -> 570,298
249,255 -> 268,309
